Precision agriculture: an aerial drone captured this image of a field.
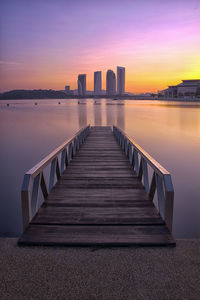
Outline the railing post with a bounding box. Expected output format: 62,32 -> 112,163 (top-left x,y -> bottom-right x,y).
68,142 -> 72,163
56,157 -> 61,180
163,174 -> 174,232
49,158 -> 56,191
149,172 -> 156,201
128,144 -> 133,164
133,148 -> 139,175
31,173 -> 41,217
21,174 -> 32,231
142,159 -> 149,193
61,149 -> 67,173
73,138 -> 77,156
156,174 -> 165,220
76,135 -> 80,150
40,172 -> 48,199
138,157 -> 143,181
125,139 -> 128,156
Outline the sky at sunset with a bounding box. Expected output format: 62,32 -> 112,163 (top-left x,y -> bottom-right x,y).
0,0 -> 200,93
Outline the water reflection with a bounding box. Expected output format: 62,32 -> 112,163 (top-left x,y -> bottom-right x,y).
116,103 -> 125,129
78,101 -> 87,128
106,102 -> 116,125
0,99 -> 200,238
93,100 -> 102,125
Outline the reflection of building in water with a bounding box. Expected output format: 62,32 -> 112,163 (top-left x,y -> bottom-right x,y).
116,103 -> 125,130
177,106 -> 200,136
106,103 -> 116,126
93,101 -> 102,126
78,103 -> 87,128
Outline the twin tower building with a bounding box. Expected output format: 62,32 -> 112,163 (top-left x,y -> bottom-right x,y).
78,66 -> 125,97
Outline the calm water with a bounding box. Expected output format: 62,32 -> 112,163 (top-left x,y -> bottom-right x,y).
0,99 -> 200,238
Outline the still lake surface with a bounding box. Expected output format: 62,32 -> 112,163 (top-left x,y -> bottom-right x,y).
0,99 -> 200,238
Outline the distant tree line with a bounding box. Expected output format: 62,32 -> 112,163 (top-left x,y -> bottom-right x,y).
0,89 -> 68,100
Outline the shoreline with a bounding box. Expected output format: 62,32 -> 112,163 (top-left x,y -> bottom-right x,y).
1,238 -> 199,299
0,97 -> 200,102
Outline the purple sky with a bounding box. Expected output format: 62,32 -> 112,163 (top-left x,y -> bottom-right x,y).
0,0 -> 200,92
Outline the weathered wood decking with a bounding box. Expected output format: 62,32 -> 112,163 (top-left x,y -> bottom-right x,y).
19,126 -> 175,246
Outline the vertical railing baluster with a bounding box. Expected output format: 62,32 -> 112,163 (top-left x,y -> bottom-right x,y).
138,156 -> 143,181
49,158 -> 56,191
133,148 -> 139,175
156,174 -> 165,220
56,157 -> 61,180
122,135 -> 125,150
142,159 -> 149,193
73,138 -> 77,156
60,149 -> 67,173
125,140 -> 129,156
21,174 -> 32,230
163,174 -> 174,232
76,135 -> 80,150
40,172 -> 48,199
68,142 -> 72,164
128,144 -> 133,164
119,132 -> 122,146
149,172 -> 156,201
31,173 -> 41,217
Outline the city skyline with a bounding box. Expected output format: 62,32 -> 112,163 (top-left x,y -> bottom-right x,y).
0,0 -> 200,93
73,67 -> 125,96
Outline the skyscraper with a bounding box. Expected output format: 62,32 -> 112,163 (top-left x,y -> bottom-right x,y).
106,70 -> 116,96
65,85 -> 70,95
94,71 -> 102,96
78,74 -> 86,96
117,66 -> 125,95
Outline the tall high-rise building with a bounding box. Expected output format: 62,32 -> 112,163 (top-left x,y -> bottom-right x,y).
78,74 -> 86,96
106,70 -> 116,96
65,85 -> 70,95
94,71 -> 102,96
117,66 -> 125,95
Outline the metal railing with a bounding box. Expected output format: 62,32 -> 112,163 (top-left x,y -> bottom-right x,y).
21,125 -> 90,231
113,126 -> 174,232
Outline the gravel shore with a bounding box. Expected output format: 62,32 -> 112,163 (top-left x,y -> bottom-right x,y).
0,238 -> 199,300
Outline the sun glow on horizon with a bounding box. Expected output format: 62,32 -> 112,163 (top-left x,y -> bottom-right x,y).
0,0 -> 200,93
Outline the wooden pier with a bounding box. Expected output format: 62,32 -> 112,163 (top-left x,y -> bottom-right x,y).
19,126 -> 175,246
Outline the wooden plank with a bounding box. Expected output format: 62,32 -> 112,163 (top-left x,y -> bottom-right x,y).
18,225 -> 175,246
31,206 -> 165,225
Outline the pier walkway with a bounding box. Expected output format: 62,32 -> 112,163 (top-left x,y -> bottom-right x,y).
19,126 -> 175,246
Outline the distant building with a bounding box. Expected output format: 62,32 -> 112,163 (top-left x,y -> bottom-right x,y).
106,70 -> 116,96
94,71 -> 102,96
65,85 -> 70,95
160,80 -> 200,98
78,74 -> 86,96
117,66 -> 125,95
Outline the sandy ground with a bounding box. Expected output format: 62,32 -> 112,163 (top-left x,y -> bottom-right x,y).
0,238 -> 199,300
